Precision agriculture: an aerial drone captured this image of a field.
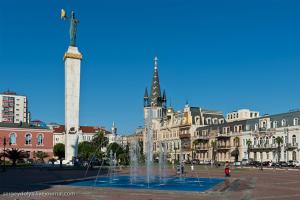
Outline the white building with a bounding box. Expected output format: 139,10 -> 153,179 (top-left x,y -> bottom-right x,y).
226,109 -> 259,122
0,91 -> 30,124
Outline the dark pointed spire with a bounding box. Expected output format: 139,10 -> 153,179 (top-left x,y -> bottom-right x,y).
162,89 -> 166,101
150,56 -> 162,107
144,87 -> 149,99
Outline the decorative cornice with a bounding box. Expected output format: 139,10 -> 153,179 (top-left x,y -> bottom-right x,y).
64,52 -> 82,60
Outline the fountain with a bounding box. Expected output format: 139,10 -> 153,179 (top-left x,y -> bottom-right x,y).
129,140 -> 140,184
145,109 -> 154,186
58,110 -> 224,192
159,141 -> 167,184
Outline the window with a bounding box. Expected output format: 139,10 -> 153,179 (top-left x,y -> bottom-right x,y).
292,135 -> 296,145
25,133 -> 32,145
37,134 -> 43,145
294,118 -> 299,126
273,121 -> 278,128
272,136 -> 276,144
267,152 -> 269,159
282,119 -> 286,127
10,133 -> 16,144
255,123 -> 258,131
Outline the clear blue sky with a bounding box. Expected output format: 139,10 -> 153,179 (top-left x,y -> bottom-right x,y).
0,0 -> 300,134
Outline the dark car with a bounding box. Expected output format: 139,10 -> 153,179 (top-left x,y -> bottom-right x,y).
249,161 -> 260,167
279,161 -> 288,167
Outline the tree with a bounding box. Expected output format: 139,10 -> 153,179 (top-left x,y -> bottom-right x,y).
92,131 -> 109,149
275,137 -> 283,162
246,139 -> 252,160
5,148 -> 29,167
78,141 -> 95,160
53,143 -> 65,168
107,142 -> 124,160
35,151 -> 49,163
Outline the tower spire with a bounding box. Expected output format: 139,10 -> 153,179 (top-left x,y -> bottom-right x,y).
150,56 -> 162,107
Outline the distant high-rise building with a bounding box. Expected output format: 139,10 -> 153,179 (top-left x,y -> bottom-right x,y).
0,91 -> 30,124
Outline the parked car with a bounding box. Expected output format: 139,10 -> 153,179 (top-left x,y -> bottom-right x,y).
249,161 -> 260,167
288,160 -> 300,168
279,161 -> 288,167
241,159 -> 249,165
184,160 -> 191,164
191,159 -> 200,165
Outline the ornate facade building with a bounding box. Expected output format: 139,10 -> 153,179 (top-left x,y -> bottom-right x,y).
143,58 -> 300,163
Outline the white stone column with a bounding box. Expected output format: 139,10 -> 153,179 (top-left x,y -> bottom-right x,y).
64,46 -> 82,162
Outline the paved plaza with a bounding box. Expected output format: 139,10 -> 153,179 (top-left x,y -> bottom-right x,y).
1,166 -> 300,200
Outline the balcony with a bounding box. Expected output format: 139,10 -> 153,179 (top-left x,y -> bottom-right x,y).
196,146 -> 209,152
217,145 -> 231,150
250,144 -> 277,150
194,135 -> 209,140
285,143 -> 298,150
179,133 -> 191,139
216,132 -> 231,139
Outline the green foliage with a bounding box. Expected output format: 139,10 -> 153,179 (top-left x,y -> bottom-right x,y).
107,142 -> 124,159
35,151 -> 49,163
92,131 -> 109,148
53,143 -> 65,159
5,148 -> 29,167
78,141 -> 95,160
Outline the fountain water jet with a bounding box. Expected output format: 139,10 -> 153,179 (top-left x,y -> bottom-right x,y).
159,141 -> 167,184
130,140 -> 141,184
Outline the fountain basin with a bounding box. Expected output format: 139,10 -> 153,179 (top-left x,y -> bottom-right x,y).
60,176 -> 224,192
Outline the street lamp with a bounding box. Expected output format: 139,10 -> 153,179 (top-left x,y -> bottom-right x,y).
2,137 -> 7,172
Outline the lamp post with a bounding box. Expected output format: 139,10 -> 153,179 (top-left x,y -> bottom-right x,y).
174,147 -> 178,163
2,137 -> 6,172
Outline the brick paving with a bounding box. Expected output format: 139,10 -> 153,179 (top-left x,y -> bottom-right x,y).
0,166 -> 300,200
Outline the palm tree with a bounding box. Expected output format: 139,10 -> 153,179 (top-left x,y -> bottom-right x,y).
275,137 -> 283,162
35,151 -> 49,163
246,139 -> 252,160
92,131 -> 109,149
5,148 -> 29,167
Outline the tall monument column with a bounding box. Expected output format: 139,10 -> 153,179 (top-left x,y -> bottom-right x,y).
61,10 -> 82,163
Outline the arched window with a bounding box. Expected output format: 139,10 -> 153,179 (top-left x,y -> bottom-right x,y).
259,137 -> 263,145
273,121 -> 278,128
25,133 -> 32,145
282,119 -> 286,127
294,118 -> 299,126
254,123 -> 258,131
266,137 -> 269,144
10,133 -> 16,144
292,135 -> 296,145
37,134 -> 43,145
272,136 -> 276,144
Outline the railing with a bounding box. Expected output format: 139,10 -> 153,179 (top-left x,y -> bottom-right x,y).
179,133 -> 191,139
285,143 -> 298,149
194,135 -> 209,140
250,144 -> 277,149
217,145 -> 231,149
196,146 -> 209,151
216,132 -> 231,138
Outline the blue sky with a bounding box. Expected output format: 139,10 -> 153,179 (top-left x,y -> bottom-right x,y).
0,0 -> 300,134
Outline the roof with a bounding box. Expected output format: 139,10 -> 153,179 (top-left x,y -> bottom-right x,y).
53,125 -> 111,134
0,122 -> 49,130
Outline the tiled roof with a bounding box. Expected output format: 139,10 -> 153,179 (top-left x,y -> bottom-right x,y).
53,125 -> 111,134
